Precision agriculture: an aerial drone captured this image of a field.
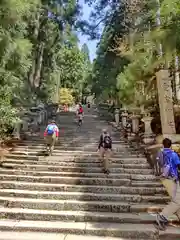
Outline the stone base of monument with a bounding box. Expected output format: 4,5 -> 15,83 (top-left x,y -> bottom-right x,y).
163,134 -> 180,143
143,134 -> 155,145
127,133 -> 136,141
156,134 -> 180,144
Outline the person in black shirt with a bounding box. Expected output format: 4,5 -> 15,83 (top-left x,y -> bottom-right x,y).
98,129 -> 112,174
87,102 -> 90,112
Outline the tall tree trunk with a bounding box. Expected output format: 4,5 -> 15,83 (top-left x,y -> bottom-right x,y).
34,42 -> 45,88
28,12 -> 40,88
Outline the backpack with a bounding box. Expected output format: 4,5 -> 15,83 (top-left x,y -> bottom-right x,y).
78,107 -> 83,114
47,125 -> 55,135
161,151 -> 176,179
103,133 -> 112,149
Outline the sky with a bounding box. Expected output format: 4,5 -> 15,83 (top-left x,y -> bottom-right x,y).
78,1 -> 98,62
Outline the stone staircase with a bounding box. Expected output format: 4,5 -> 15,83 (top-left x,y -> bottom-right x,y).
0,109 -> 179,239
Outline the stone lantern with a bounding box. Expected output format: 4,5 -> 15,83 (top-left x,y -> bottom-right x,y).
114,108 -> 120,126
121,111 -> 128,128
142,111 -> 154,144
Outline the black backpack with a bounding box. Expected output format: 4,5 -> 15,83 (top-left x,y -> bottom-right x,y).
103,134 -> 112,149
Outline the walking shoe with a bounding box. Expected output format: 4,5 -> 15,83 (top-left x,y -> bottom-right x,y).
154,213 -> 168,231
104,169 -> 110,175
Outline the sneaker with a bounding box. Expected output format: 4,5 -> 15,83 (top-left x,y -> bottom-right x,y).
154,213 -> 168,231
104,169 -> 110,175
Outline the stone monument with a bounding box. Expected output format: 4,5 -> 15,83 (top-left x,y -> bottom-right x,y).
121,111 -> 128,128
131,114 -> 140,133
156,69 -> 176,141
114,108 -> 120,126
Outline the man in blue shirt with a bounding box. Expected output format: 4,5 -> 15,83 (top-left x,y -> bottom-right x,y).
155,138 -> 180,230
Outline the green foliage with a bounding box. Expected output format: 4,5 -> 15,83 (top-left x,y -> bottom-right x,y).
0,0 -> 90,138
87,1 -> 129,103
56,45 -> 85,88
0,86 -> 19,138
59,88 -> 74,106
89,0 -> 180,107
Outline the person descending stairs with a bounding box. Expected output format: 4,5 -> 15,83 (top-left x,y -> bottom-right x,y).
0,106 -> 179,239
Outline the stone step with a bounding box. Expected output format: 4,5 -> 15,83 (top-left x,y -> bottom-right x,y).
0,219 -> 158,239
0,189 -> 169,203
0,196 -> 164,213
15,143 -> 129,148
1,163 -> 154,174
0,174 -> 162,188
0,169 -> 158,181
0,207 -> 164,223
22,140 -> 127,144
7,154 -> 147,162
6,155 -> 39,160
15,143 -> 131,152
10,151 -> 141,158
11,151 -> 140,157
0,174 -> 131,186
0,231 -> 143,240
17,142 -> 125,146
7,151 -> 141,158
159,227 -> 180,240
42,156 -> 147,164
2,159 -> 151,169
0,181 -> 166,195
0,174 -> 162,187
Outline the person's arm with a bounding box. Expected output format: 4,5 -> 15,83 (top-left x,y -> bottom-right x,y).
110,137 -> 112,150
55,126 -> 59,137
156,150 -> 164,168
98,135 -> 103,149
44,126 -> 48,137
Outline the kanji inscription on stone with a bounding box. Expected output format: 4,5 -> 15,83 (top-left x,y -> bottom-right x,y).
156,69 -> 176,134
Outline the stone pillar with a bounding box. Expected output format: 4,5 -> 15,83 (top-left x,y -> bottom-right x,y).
22,117 -> 29,132
131,115 -> 140,133
143,116 -> 154,144
114,108 -> 120,126
13,120 -> 22,139
156,69 -> 176,138
122,112 -> 128,128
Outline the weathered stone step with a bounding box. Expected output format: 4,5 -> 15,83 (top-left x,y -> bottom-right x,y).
0,189 -> 169,203
0,174 -> 131,186
7,154 -> 147,162
16,142 -> 126,147
0,177 -> 161,189
15,142 -> 129,147
4,157 -> 149,166
0,174 -> 162,187
7,151 -> 140,158
10,151 -> 140,158
0,169 -> 158,181
0,196 -> 164,213
22,140 -> 127,144
0,207 -> 164,223
2,159 -> 151,169
5,228 -> 173,240
43,156 -> 147,164
6,155 -> 39,160
159,227 -> 180,240
16,143 -> 130,150
1,163 -> 153,174
11,150 -> 140,158
0,181 -> 166,195
0,231 -> 144,240
0,219 -> 158,239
